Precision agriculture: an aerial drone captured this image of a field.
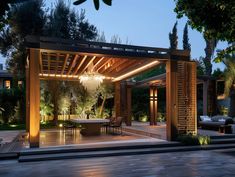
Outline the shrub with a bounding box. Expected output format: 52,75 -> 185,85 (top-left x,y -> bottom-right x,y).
177,134 -> 211,145
157,112 -> 165,122
138,114 -> 148,122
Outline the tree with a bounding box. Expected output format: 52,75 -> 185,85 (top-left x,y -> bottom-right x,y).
169,22 -> 178,50
203,35 -> 218,76
183,23 -> 191,51
45,1 -> 97,40
110,35 -> 122,44
0,0 -> 46,75
174,0 -> 235,61
73,0 -> 112,10
96,31 -> 106,42
195,57 -> 206,76
97,82 -> 114,118
40,82 -> 53,122
0,0 -> 30,30
223,52 -> 235,117
45,81 -> 63,125
174,0 -> 235,42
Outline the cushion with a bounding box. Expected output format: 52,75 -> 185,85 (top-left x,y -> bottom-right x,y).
200,116 -> 212,122
211,115 -> 232,122
218,118 -> 225,122
200,116 -> 211,121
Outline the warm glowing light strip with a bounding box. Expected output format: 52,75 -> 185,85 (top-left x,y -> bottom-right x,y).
39,73 -> 79,79
39,73 -> 114,80
112,61 -> 159,82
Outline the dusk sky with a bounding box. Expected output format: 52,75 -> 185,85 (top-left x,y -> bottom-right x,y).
0,0 -> 227,70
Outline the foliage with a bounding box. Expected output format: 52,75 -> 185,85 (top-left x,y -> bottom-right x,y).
138,114 -> 148,122
195,57 -> 206,76
169,21 -> 178,49
66,81 -> 98,119
96,31 -> 106,42
177,134 -> 211,145
0,107 -> 5,124
73,0 -> 112,10
183,23 -> 191,51
0,123 -> 26,130
157,112 -> 165,122
1,0 -> 98,124
222,50 -> 235,117
45,1 -> 97,40
0,0 -> 46,74
59,94 -> 71,116
174,0 -> 235,42
214,44 -> 235,63
203,36 -> 218,76
0,0 -> 30,30
97,82 -> 114,117
40,82 -> 53,122
110,35 -> 122,44
220,106 -> 228,116
11,101 -> 21,123
212,68 -> 224,78
0,88 -> 22,124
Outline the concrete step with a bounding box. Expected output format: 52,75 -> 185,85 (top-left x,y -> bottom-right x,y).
122,127 -> 162,139
210,135 -> 235,139
211,138 -> 235,144
0,152 -> 18,160
20,141 -> 181,156
18,143 -> 235,162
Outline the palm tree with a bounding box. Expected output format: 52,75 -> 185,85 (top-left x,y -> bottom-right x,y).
223,50 -> 235,117
73,0 -> 112,10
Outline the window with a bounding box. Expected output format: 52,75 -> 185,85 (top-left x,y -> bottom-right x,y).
18,80 -> 23,87
5,80 -> 10,89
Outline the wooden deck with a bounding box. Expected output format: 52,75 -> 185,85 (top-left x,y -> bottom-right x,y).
123,121 -> 226,140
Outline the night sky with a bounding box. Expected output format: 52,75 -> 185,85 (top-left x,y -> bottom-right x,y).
0,0 -> 227,70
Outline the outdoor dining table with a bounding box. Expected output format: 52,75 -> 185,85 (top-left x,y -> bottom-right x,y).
70,119 -> 110,136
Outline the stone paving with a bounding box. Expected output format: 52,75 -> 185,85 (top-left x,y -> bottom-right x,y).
1,150 -> 235,177
0,131 -> 21,143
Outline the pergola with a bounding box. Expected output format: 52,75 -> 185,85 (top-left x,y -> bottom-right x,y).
25,36 -> 197,148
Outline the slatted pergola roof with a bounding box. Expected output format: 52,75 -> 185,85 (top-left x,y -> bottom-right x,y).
25,36 -> 190,82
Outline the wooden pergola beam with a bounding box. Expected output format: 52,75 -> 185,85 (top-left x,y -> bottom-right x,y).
96,58 -> 112,72
39,53 -> 43,73
55,53 -> 59,74
73,55 -> 87,75
26,35 -> 190,61
47,54 -> 50,74
91,57 -> 104,71
61,54 -> 70,75
67,54 -> 79,75
80,56 -> 96,74
101,59 -> 127,75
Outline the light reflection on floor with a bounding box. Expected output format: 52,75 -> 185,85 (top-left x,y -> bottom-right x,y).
38,129 -> 159,148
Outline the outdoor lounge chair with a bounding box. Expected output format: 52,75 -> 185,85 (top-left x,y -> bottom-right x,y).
198,115 -> 234,131
108,116 -> 123,135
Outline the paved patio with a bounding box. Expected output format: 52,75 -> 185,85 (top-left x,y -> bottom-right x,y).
0,131 -> 23,153
1,150 -> 235,177
0,122 -> 229,152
